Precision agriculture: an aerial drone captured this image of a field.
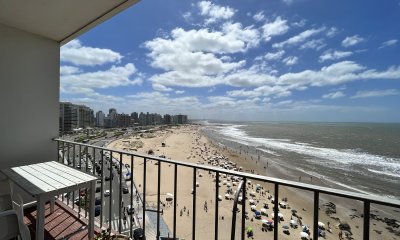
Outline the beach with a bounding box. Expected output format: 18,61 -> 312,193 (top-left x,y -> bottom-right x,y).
107,125 -> 399,240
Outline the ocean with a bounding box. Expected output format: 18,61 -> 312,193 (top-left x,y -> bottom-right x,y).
200,121 -> 400,200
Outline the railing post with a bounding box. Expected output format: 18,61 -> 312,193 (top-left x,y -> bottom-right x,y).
363,200 -> 370,240
274,183 -> 279,240
143,158 -> 147,235
241,177 -> 246,240
313,191 -> 320,240
119,153 -> 123,233
173,164 -> 178,239
109,151 -> 113,230
100,150 -> 104,226
215,172 -> 219,240
157,160 -> 161,239
192,167 -> 197,240
130,156 -> 134,238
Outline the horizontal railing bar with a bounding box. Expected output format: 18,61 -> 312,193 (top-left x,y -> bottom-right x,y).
54,139 -> 400,208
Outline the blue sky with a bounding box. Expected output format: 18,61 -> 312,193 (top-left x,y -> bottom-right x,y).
60,0 -> 400,122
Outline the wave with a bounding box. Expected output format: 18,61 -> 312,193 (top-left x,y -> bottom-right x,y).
217,125 -> 400,178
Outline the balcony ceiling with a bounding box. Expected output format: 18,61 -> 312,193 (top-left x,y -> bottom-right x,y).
0,0 -> 139,45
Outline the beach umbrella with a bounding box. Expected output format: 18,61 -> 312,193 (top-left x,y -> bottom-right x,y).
255,211 -> 261,215
318,221 -> 325,228
218,195 -> 222,200
247,180 -> 252,185
256,184 -> 261,187
250,191 -> 256,197
261,219 -> 268,224
300,232 -> 309,239
278,213 -> 284,218
279,202 -> 287,206
250,205 -> 257,211
267,220 -> 274,226
238,197 -> 242,202
196,182 -> 200,187
291,209 -> 297,213
289,219 -> 297,226
282,225 -> 289,229
226,182 -> 231,187
225,194 -> 231,199
248,199 -> 255,204
223,180 -> 227,185
260,208 -> 267,215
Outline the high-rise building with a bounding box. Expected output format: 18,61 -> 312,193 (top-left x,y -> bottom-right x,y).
59,102 -> 94,134
96,111 -> 105,127
77,105 -> 93,128
131,112 -> 138,123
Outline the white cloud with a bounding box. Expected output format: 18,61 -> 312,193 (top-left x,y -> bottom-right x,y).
282,56 -> 298,65
197,1 -> 236,24
264,50 -> 285,60
351,89 -> 400,99
379,39 -> 398,49
273,27 -> 325,48
60,66 -> 80,75
61,40 -> 122,66
152,83 -> 173,92
300,39 -> 326,50
342,35 -> 364,47
319,50 -> 353,62
261,17 -> 289,42
282,0 -> 294,5
292,19 -> 306,28
253,11 -> 265,22
227,85 -> 292,98
175,90 -> 185,94
322,91 -> 345,99
61,63 -> 142,92
326,27 -> 338,38
182,11 -> 192,22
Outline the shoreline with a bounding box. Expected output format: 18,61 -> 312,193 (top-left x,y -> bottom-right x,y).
107,124 -> 399,239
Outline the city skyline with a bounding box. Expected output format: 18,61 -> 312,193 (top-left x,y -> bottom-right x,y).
60,0 -> 400,122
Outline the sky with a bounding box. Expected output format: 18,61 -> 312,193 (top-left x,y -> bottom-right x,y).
60,0 -> 400,122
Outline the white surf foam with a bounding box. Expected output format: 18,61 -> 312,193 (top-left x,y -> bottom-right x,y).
218,125 -> 400,178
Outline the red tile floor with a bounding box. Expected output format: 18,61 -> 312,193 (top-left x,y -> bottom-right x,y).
23,200 -> 101,240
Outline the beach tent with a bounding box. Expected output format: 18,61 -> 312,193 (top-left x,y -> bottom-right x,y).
289,219 -> 298,228
300,231 -> 309,239
260,208 -> 268,215
166,193 -> 173,201
218,195 -> 222,201
248,199 -> 255,205
250,191 -> 256,197
318,221 -> 325,229
225,194 -> 231,200
196,182 -> 200,187
250,205 -> 257,211
261,219 -> 268,224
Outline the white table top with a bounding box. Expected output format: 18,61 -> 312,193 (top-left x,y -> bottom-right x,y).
1,161 -> 98,196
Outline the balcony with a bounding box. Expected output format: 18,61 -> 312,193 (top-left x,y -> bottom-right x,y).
46,138 -> 400,240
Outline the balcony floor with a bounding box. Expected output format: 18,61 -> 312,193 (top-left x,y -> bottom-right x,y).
23,200 -> 101,240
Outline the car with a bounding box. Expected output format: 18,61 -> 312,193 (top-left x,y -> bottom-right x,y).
133,228 -> 144,240
126,205 -> 135,215
122,187 -> 129,194
95,205 -> 101,216
96,187 -> 101,193
105,176 -> 111,181
104,190 -> 110,197
95,198 -> 102,205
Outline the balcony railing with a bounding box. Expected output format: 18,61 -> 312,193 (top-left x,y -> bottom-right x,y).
55,138 -> 400,240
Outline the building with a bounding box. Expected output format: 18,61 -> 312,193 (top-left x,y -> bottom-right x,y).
59,102 -> 78,134
96,111 -> 105,127
77,105 -> 94,129
131,112 -> 138,123
117,113 -> 131,127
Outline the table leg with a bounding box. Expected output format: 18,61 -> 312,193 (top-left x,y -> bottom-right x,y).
88,181 -> 96,239
36,195 -> 45,240
50,197 -> 55,213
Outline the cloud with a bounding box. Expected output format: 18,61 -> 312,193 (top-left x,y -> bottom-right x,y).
197,1 -> 236,24
292,19 -> 306,28
61,63 -> 142,92
261,17 -> 289,42
281,0 -> 294,5
379,39 -> 398,49
152,83 -> 173,92
227,85 -> 292,98
322,91 -> 346,99
326,27 -> 338,38
175,90 -> 185,94
60,66 -> 80,75
253,11 -> 265,22
273,27 -> 325,48
264,50 -> 285,61
319,50 -> 353,62
351,89 -> 400,99
300,39 -> 326,50
282,56 -> 298,65
61,40 -> 122,66
182,11 -> 192,22
342,35 -> 364,47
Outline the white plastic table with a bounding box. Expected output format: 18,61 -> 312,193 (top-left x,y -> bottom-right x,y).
2,161 -> 98,240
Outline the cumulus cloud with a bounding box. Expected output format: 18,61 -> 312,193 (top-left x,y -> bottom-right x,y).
197,1 -> 236,24
379,39 -> 398,49
319,50 -> 353,62
261,17 -> 289,42
300,39 -> 326,50
282,56 -> 298,65
152,83 -> 174,92
326,27 -> 338,38
61,63 -> 142,93
253,11 -> 265,22
273,27 -> 325,48
175,90 -> 185,94
351,89 -> 400,99
60,66 -> 80,75
322,91 -> 345,99
342,35 -> 364,47
61,40 -> 122,66
264,50 -> 285,61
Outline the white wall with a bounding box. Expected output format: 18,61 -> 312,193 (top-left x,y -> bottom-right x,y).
0,23 -> 59,169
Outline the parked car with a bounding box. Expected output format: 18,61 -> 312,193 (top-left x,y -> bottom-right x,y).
104,190 -> 110,197
122,187 -> 129,194
105,176 -> 111,181
95,197 -> 101,205
96,187 -> 101,193
127,205 -> 134,215
95,205 -> 101,216
133,228 -> 145,240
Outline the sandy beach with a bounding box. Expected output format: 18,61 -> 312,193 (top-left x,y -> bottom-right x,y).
107,125 -> 399,240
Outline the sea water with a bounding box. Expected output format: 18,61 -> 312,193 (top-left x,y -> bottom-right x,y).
201,121 -> 400,199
